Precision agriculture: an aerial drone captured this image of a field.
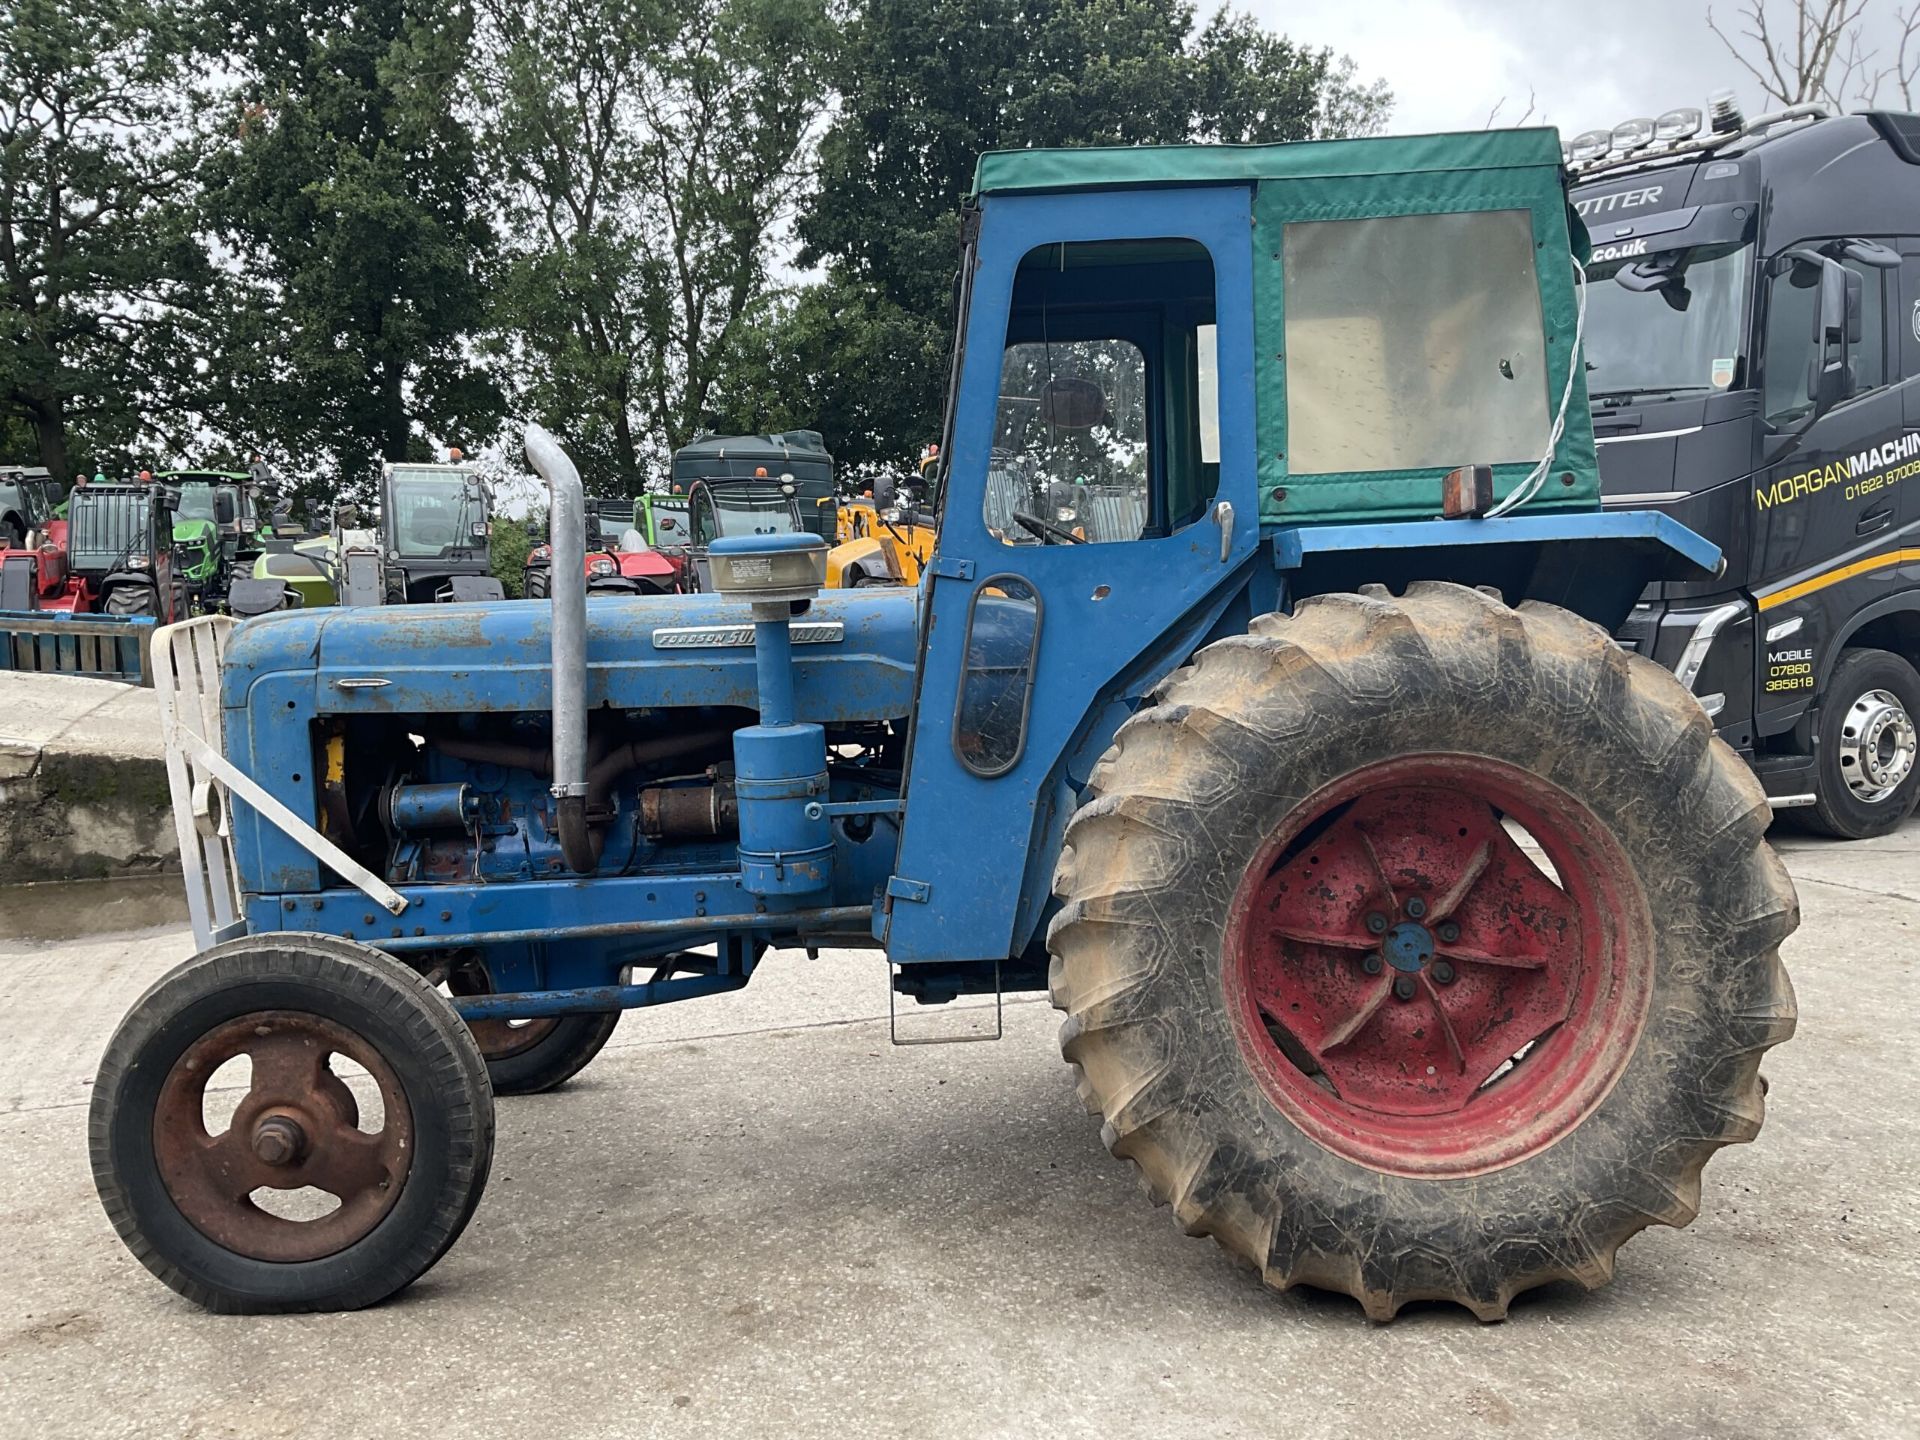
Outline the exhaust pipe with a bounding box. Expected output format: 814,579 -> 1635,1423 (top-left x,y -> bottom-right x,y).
523,423 -> 596,874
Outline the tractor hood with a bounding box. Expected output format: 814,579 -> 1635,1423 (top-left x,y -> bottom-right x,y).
220,586 -> 921,722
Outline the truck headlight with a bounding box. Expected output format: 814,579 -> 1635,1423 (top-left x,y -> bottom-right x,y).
589,556 -> 617,577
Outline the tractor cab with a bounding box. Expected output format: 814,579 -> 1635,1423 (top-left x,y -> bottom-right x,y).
379,462 -> 505,603
0,467 -> 65,609
66,482 -> 186,619
0,465 -> 58,549
162,471 -> 266,573
169,481 -> 241,608
672,431 -> 836,541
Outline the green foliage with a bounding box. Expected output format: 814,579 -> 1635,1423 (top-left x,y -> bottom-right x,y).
475,0 -> 835,493
0,0 -> 1389,498
197,0 -> 502,510
0,0 -> 213,479
487,508 -> 538,596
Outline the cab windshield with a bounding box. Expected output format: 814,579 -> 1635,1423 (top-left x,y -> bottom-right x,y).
1581,242 -> 1752,401
19,480 -> 52,525
390,472 -> 486,558
697,486 -> 799,544
174,485 -> 220,524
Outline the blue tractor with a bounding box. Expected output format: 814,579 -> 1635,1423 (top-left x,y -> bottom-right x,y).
93,129 -> 1797,1321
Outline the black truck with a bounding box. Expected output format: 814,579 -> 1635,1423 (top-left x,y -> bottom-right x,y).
1570,102 -> 1920,837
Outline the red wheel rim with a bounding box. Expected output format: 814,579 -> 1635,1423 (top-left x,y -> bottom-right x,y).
1223,755 -> 1653,1179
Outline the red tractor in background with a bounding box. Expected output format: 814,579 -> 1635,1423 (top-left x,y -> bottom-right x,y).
0,467 -> 72,611
523,495 -> 679,598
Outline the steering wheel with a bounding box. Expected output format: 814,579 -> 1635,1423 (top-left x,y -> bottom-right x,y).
1012,510 -> 1085,545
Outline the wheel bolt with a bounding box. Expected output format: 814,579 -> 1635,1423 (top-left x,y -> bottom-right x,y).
1392,975 -> 1417,1001
1432,961 -> 1456,985
1361,953 -> 1384,976
1437,921 -> 1460,943
251,1115 -> 306,1168
1365,911 -> 1389,934
1405,896 -> 1428,919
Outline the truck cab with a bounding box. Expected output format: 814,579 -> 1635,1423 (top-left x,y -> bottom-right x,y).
1574,106 -> 1920,835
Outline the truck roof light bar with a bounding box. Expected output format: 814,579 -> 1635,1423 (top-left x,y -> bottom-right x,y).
1565,98 -> 1828,181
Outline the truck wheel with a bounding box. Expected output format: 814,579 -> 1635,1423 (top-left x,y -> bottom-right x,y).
1797,647 -> 1920,840
526,568 -> 549,600
1049,583 -> 1797,1321
90,936 -> 494,1313
447,957 -> 619,1095
103,584 -> 155,617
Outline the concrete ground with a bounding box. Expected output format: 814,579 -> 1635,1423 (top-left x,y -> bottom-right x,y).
1,827 -> 1914,1440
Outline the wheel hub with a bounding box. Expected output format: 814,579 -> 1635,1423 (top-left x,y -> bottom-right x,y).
152,1011 -> 413,1262
1381,921 -> 1434,974
1839,688 -> 1916,801
250,1113 -> 308,1167
1223,756 -> 1653,1179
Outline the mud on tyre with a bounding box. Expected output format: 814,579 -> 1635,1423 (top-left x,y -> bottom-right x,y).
1048,582 -> 1798,1320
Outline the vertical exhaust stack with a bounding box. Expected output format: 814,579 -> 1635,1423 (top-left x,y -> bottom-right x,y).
523,424 -> 595,873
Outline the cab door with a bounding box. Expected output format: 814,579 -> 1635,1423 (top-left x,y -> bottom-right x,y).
1751,245 -> 1908,734
885,185 -> 1260,966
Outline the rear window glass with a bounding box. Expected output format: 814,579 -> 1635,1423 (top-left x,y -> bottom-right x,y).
1283,210 -> 1550,475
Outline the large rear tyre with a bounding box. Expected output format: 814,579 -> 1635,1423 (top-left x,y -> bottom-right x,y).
90,936 -> 494,1313
1049,583 -> 1798,1321
1795,647 -> 1920,840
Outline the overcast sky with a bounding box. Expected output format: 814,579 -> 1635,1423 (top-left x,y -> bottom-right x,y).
1252,0 -> 1916,136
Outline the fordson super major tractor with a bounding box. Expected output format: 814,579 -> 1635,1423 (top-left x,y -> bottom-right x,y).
93,130 -> 1796,1321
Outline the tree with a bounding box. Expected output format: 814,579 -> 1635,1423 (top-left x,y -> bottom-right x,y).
756,0 -> 1390,472
476,0 -> 834,493
1708,0 -> 1920,109
199,0 -> 500,504
0,0 -> 211,478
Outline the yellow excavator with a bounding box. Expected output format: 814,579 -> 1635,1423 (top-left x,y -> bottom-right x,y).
823,446 -> 941,589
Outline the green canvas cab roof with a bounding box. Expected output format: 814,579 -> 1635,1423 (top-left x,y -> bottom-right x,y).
971,128 -> 1567,197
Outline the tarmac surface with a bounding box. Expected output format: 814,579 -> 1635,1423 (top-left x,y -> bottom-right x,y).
1,825 -> 1915,1439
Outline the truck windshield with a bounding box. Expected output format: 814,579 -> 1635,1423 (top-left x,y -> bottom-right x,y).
391,473 -> 485,558
1582,242 -> 1751,400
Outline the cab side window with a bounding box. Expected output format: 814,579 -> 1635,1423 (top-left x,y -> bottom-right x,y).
1763,252 -> 1888,425
1900,242 -> 1920,383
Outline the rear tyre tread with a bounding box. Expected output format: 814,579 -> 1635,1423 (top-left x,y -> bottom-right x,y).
1048,583 -> 1797,1321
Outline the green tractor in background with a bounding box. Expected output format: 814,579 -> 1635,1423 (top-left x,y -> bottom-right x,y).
162,471 -> 271,576
242,458 -> 503,612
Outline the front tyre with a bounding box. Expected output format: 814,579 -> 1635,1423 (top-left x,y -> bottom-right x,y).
103,583 -> 156,617
1048,583 -> 1797,1320
1797,647 -> 1920,839
90,936 -> 494,1312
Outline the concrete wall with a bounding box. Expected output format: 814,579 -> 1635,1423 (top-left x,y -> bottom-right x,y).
0,673 -> 176,883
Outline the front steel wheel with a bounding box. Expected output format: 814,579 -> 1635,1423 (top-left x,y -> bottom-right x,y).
91,936 -> 493,1312
1049,583 -> 1798,1320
